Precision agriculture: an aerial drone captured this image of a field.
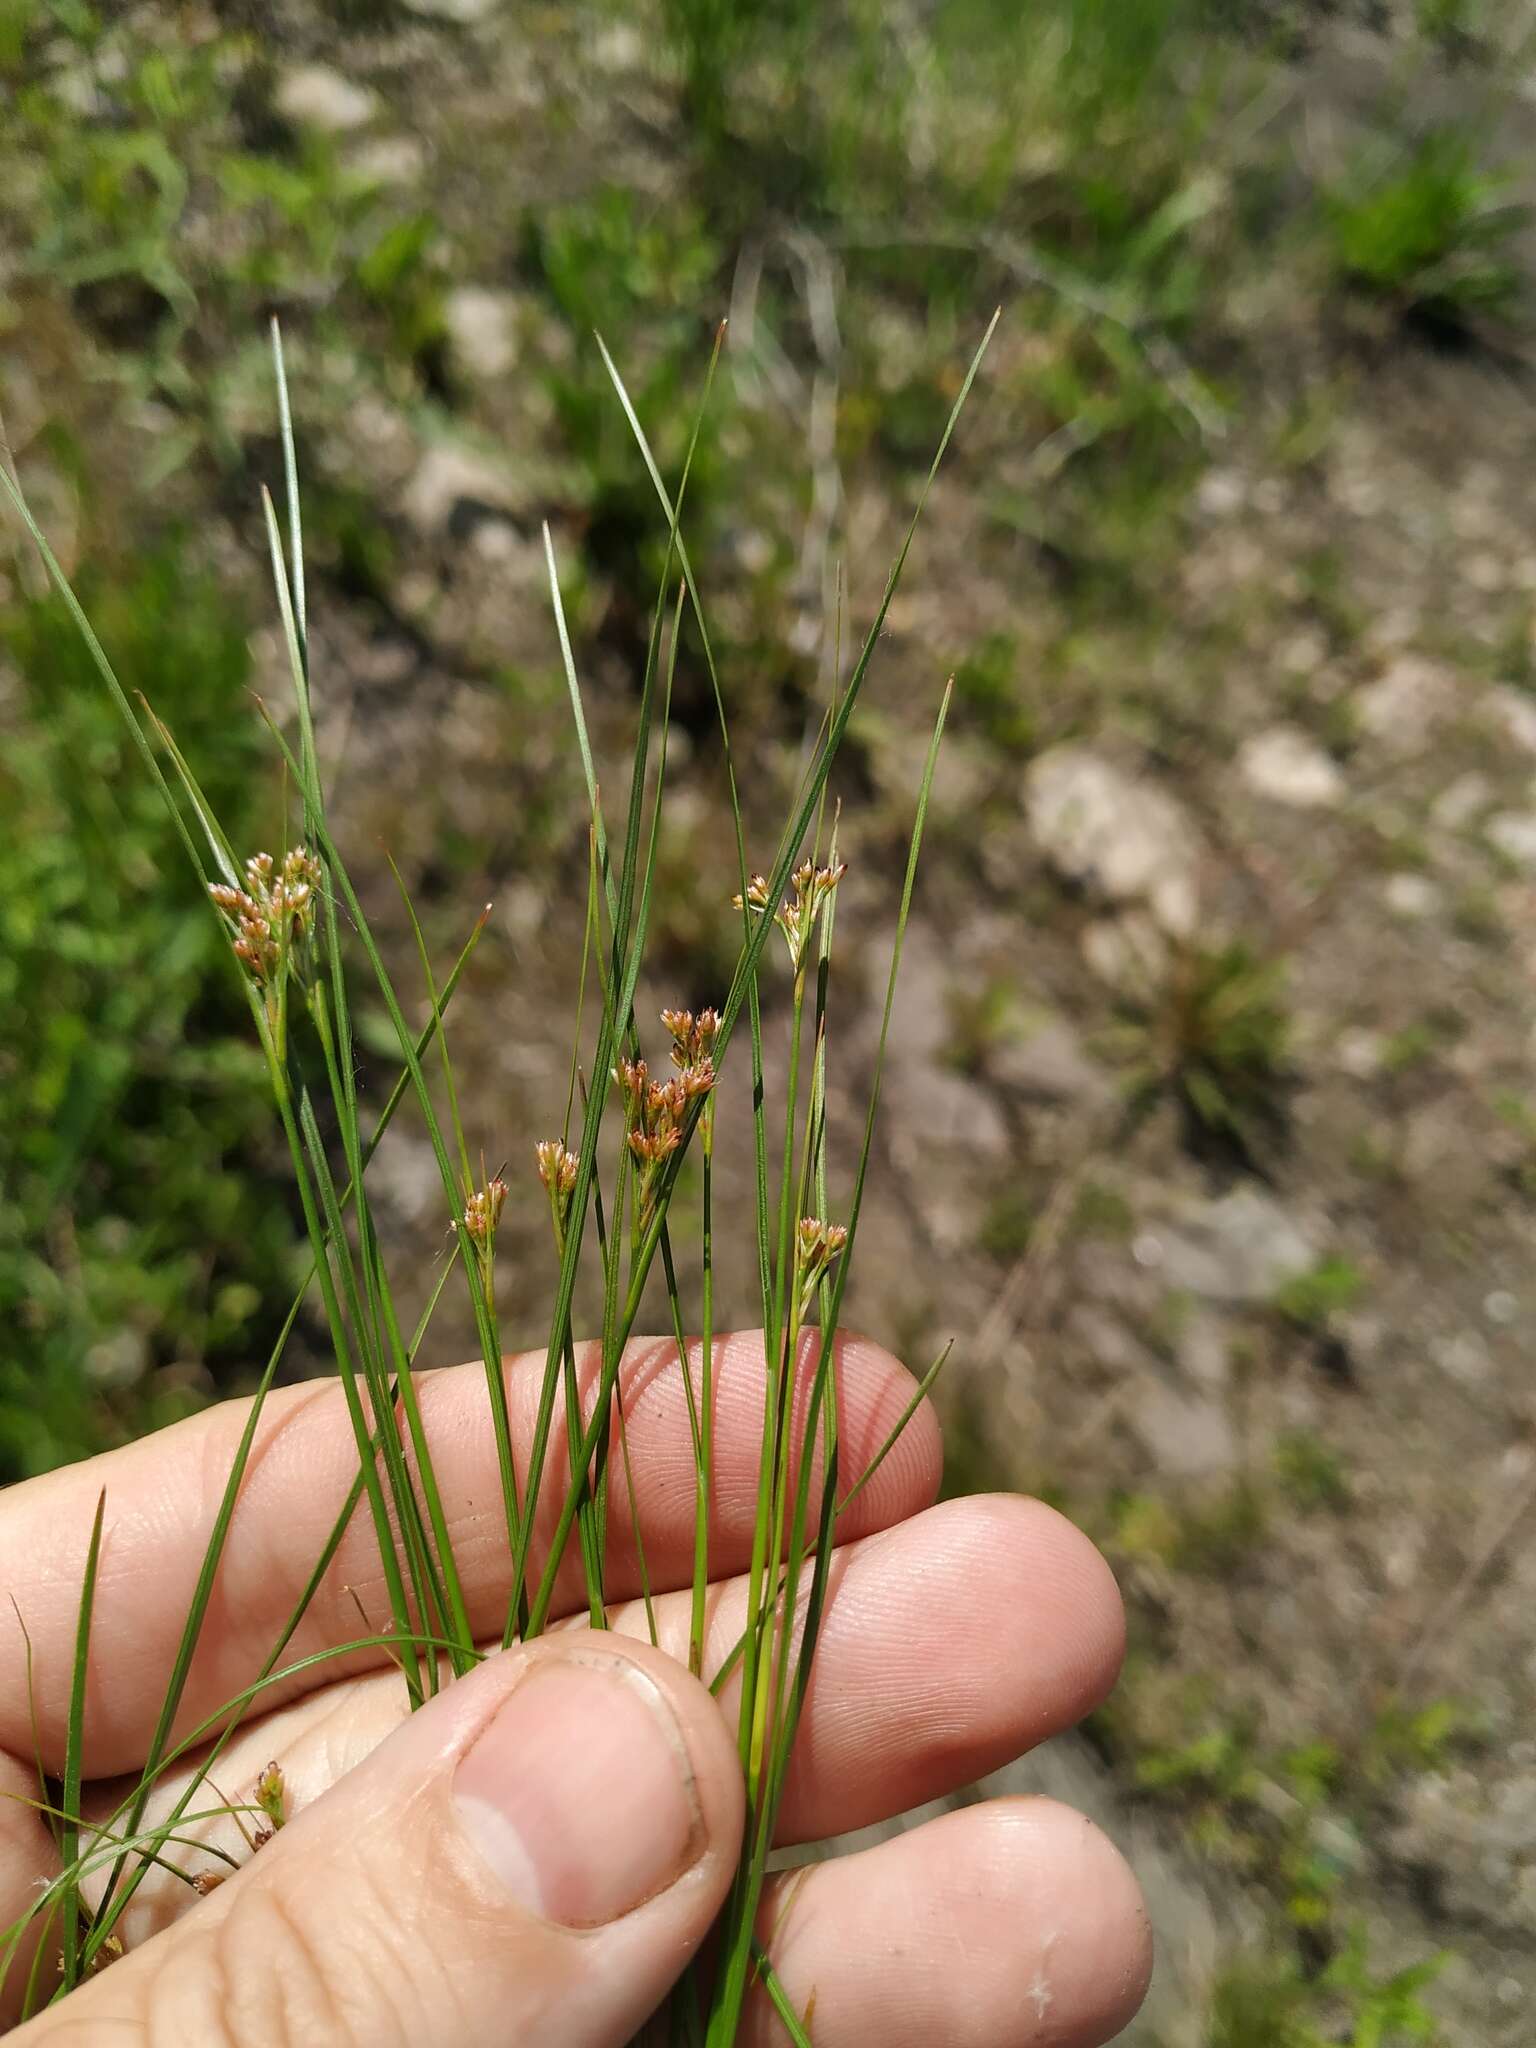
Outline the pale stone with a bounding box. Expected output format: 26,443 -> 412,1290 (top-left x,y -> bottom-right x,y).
1434,773 -> 1491,831
1238,725 -> 1346,809
274,65 -> 380,132
401,443 -> 527,531
1488,685 -> 1536,757
1487,813 -> 1536,872
989,1010 -> 1114,1106
1355,655 -> 1457,751
1154,1188 -> 1316,1304
445,286 -> 520,382
1026,747 -> 1201,936
1384,873 -> 1441,918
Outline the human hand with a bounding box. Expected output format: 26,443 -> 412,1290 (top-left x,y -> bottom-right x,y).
0,1332 -> 1150,2046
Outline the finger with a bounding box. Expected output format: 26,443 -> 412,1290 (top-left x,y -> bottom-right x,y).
17,1636 -> 743,2048
745,1799 -> 1152,2047
75,1496 -> 1123,1947
0,1752 -> 56,2028
715,1493 -> 1124,1842
1,1329 -> 938,1774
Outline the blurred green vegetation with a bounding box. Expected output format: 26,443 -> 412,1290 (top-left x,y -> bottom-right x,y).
0,538 -> 297,1479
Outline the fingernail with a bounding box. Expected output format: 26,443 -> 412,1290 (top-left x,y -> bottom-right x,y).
454,1651 -> 703,1927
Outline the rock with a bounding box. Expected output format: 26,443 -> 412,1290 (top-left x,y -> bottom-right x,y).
86,1327 -> 149,1388
988,1008 -> 1114,1106
401,442 -> 529,533
1441,1335 -> 1499,1384
1384,872 -> 1441,919
1335,1026 -> 1386,1077
1279,625 -> 1328,676
1487,685 -> 1536,757
1354,654 -> 1457,752
1068,1306 -> 1237,1474
349,135 -> 428,185
1389,1766 -> 1536,1937
404,0 -> 497,18
1238,725 -> 1346,809
1129,1379 -> 1238,1476
1081,910 -> 1167,989
1025,747 -> 1200,936
274,65 -> 380,133
1434,772 -> 1492,831
1150,1187 -> 1316,1305
445,286 -> 520,382
1487,812 -> 1536,873
1176,1307 -> 1231,1389
1196,467 -> 1246,517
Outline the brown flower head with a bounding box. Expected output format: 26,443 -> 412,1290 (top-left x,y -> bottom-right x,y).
209,847 -> 323,988
464,1177 -> 509,1245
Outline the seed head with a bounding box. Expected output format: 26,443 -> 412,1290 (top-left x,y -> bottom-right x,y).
628,1125 -> 682,1166
255,1759 -> 286,1831
534,1140 -> 578,1202
613,1056 -> 649,1110
735,860 -> 847,972
209,847 -> 323,988
796,1215 -> 849,1314
464,1177 -> 509,1244
679,1056 -> 716,1099
661,1006 -> 720,1068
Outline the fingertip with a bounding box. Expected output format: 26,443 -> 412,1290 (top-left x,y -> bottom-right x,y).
577,1632 -> 748,1885
982,1796 -> 1154,2041
750,1794 -> 1152,2048
962,1492 -> 1126,1719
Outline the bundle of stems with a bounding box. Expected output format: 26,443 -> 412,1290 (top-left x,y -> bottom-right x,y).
0,308 -> 995,2042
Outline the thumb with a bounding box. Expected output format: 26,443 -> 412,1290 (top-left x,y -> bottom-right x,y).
26,1636 -> 745,2048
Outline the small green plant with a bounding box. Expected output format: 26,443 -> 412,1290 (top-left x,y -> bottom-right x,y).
1365,1699 -> 1470,1781
0,313 -> 995,2036
952,631 -> 1038,753
1323,127 -> 1528,340
1121,937 -> 1294,1170
1206,1941 -> 1445,2048
1273,1256 -> 1365,1332
1273,1430 -> 1351,1513
658,0 -> 818,137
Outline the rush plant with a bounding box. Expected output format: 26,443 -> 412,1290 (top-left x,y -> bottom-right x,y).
0,309 -> 995,2040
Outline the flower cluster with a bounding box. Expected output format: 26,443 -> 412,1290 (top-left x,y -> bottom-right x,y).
209,848 -> 322,987
660,1005 -> 718,1071
796,1215 -> 848,1317
532,1140 -> 578,1253
734,860 -> 847,973
253,1758 -> 286,1850
463,1177 -> 509,1246
614,1010 -> 718,1224
534,1139 -> 578,1204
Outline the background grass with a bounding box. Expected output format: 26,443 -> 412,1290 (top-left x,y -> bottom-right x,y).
6,0 -> 1536,2040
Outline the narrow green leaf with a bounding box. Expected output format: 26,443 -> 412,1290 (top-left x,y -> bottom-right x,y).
59,1490 -> 106,1992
